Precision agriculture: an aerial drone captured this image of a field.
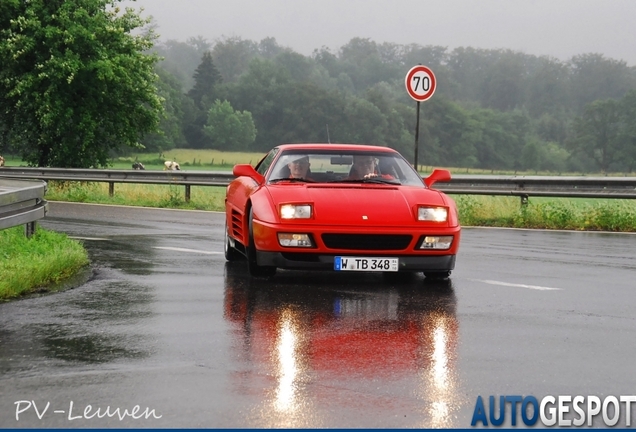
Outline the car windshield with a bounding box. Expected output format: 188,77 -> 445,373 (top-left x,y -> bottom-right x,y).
267,150 -> 425,187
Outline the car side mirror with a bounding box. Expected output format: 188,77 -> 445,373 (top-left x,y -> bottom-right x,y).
424,168 -> 451,188
233,164 -> 264,184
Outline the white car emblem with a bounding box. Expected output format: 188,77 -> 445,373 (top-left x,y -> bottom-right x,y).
362,215 -> 368,220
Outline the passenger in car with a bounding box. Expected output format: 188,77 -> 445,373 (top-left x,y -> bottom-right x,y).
287,155 -> 313,180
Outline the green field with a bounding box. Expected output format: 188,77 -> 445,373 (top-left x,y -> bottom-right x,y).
4,149 -> 635,178
111,149 -> 266,171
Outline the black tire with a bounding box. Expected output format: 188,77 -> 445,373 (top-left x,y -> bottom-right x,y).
247,208 -> 276,277
224,221 -> 242,261
424,271 -> 451,280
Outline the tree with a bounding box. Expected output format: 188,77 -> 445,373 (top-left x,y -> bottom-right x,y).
526,57 -> 571,117
400,44 -> 448,70
617,90 -> 636,172
462,108 -> 529,170
180,51 -> 223,148
0,0 -> 162,167
340,98 -> 387,144
187,51 -> 222,109
258,37 -> 285,59
338,38 -> 400,93
521,140 -> 542,172
569,98 -> 623,172
139,65 -> 187,153
481,52 -> 527,111
212,36 -> 259,83
569,54 -> 636,112
420,98 -> 477,167
446,47 -> 497,102
203,100 -> 256,150
273,51 -> 313,83
153,37 -> 212,91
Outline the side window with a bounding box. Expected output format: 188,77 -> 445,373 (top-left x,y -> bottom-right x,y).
255,149 -> 279,176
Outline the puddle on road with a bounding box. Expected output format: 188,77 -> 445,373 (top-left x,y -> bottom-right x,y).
0,272 -> 156,373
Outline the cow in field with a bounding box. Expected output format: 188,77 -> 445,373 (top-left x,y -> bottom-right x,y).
164,160 -> 180,171
132,162 -> 145,170
0,155 -> 4,167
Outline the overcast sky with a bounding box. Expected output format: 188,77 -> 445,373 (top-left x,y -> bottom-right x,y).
124,0 -> 636,65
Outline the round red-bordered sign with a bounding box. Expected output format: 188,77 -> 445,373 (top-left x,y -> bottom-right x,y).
405,65 -> 436,102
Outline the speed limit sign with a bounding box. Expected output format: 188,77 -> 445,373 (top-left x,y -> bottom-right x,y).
405,65 -> 436,102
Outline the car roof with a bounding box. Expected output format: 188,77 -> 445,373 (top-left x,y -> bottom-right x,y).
275,143 -> 399,154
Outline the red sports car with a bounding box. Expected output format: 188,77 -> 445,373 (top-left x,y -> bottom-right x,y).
224,144 -> 460,278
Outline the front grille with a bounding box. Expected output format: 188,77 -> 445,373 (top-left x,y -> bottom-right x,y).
321,234 -> 412,250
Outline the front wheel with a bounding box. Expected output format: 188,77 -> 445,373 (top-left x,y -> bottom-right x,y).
247,208 -> 276,277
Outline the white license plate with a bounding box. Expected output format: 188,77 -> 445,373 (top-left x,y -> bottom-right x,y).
334,256 -> 399,272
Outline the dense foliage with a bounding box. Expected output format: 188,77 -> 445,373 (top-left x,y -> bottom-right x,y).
2,2 -> 635,173
150,36 -> 636,173
0,0 -> 162,167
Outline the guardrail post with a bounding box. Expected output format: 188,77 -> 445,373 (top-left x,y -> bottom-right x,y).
520,194 -> 529,207
109,182 -> 114,197
24,221 -> 36,238
185,185 -> 191,203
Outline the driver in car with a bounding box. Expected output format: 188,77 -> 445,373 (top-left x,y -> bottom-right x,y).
347,155 -> 394,180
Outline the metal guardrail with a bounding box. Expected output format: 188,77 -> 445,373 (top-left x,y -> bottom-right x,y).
0,178 -> 48,237
439,174 -> 636,200
0,167 -> 232,185
0,167 -> 232,202
1,167 -> 636,203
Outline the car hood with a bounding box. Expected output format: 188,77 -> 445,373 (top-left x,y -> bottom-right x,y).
266,184 -> 448,226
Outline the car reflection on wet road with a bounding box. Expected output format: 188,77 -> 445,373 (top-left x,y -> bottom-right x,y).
1,202 -> 635,428
223,263 -> 462,428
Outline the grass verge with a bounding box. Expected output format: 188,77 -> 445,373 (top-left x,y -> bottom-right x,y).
45,181 -> 636,232
454,195 -> 636,232
46,181 -> 227,211
0,226 -> 90,300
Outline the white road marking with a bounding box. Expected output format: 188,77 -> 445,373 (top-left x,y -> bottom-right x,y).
69,236 -> 109,241
471,279 -> 563,291
153,246 -> 223,255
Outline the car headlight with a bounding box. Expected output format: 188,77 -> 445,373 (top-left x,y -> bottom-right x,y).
278,233 -> 313,247
280,204 -> 312,219
418,206 -> 448,222
418,235 -> 453,250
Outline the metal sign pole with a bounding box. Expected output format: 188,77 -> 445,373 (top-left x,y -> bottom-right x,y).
405,65 -> 435,172
414,101 -> 420,171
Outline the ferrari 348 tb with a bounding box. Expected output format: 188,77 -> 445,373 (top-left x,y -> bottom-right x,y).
224,144 -> 461,278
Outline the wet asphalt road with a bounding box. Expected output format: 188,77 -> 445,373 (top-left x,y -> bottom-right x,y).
1,201 -> 635,428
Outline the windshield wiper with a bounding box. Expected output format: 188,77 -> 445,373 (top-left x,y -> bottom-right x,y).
328,178 -> 401,185
269,177 -> 316,184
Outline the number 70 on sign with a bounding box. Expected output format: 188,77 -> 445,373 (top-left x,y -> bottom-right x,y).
405,65 -> 436,102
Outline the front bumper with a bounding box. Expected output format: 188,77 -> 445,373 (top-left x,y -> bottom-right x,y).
257,251 -> 456,272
